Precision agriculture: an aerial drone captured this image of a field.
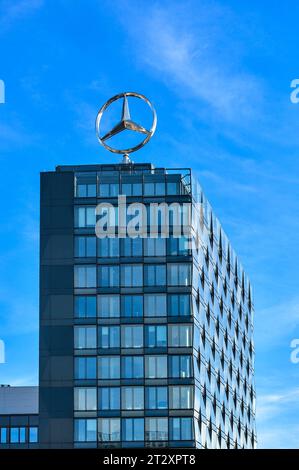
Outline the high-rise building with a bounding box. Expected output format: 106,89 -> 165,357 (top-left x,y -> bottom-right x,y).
38,162 -> 256,449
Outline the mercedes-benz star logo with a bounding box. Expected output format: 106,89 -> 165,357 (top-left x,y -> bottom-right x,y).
95,92 -> 157,157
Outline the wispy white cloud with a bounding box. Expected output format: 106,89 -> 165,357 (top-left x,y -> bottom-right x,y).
0,0 -> 44,31
257,387 -> 299,448
255,297 -> 299,349
116,2 -> 264,124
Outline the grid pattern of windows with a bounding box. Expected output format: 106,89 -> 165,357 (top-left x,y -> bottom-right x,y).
0,422 -> 38,447
72,166 -> 256,449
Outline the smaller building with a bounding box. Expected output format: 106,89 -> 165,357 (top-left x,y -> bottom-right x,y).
0,385 -> 39,448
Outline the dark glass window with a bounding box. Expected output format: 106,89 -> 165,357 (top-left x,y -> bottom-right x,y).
144,237 -> 166,256
146,387 -> 168,409
0,428 -> 7,444
74,419 -> 96,442
168,294 -> 190,317
122,295 -> 143,318
168,325 -> 192,347
169,355 -> 192,378
169,386 -> 193,409
98,387 -> 120,411
145,355 -> 167,378
98,237 -> 119,257
74,387 -> 97,411
99,183 -> 119,197
74,266 -> 96,288
145,325 -> 167,348
145,418 -> 168,441
75,357 -> 97,379
75,173 -> 97,197
98,356 -> 120,379
122,356 -> 144,379
74,326 -> 97,349
98,295 -> 120,318
121,325 -> 143,348
122,237 -> 143,257
98,326 -> 120,348
98,265 -> 119,287
144,264 -> 166,286
75,296 -> 96,318
121,264 -> 143,287
122,418 -> 144,442
74,207 -> 96,228
170,417 -> 193,441
121,182 -> 142,196
10,428 -> 26,444
75,236 -> 96,257
144,294 -> 167,317
98,418 -> 120,442
144,182 -> 165,196
122,387 -> 144,410
168,263 -> 191,286
29,427 -> 38,443
168,236 -> 190,256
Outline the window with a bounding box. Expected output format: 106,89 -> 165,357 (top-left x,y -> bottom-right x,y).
168,236 -> 189,256
168,325 -> 192,347
0,428 -> 7,444
98,356 -> 120,379
98,295 -> 120,318
74,387 -> 97,411
98,265 -> 119,287
145,418 -> 168,441
122,418 -> 144,442
75,174 -> 97,198
167,181 -> 179,195
146,387 -> 168,410
121,264 -> 143,287
74,326 -> 96,349
99,182 -> 119,198
75,206 -> 96,228
75,357 -> 97,379
169,355 -> 192,378
75,236 -> 96,257
144,238 -> 166,256
144,181 -> 165,196
29,427 -> 38,443
122,356 -> 143,379
145,355 -> 167,378
74,419 -> 97,442
98,388 -> 120,411
98,326 -> 120,348
98,237 -> 119,257
144,294 -> 167,317
144,264 -> 166,286
168,263 -> 191,286
121,325 -> 143,348
168,294 -> 190,317
122,387 -> 144,410
121,182 -> 142,196
74,266 -> 96,288
98,418 -> 120,442
169,386 -> 193,409
122,295 -> 143,318
122,237 -> 143,257
75,296 -> 96,318
10,427 -> 26,444
145,325 -> 167,348
170,417 -> 193,441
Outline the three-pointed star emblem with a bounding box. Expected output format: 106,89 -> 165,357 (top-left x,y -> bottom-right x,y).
101,95 -> 150,142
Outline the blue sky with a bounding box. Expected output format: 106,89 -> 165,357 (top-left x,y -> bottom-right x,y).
0,0 -> 299,448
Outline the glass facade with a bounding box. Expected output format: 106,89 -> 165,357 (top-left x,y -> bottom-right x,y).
68,163 -> 256,448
